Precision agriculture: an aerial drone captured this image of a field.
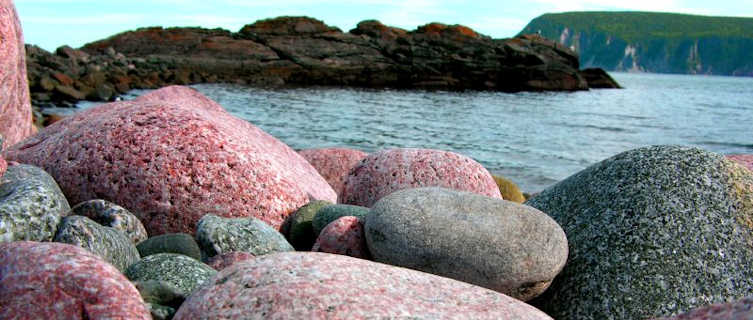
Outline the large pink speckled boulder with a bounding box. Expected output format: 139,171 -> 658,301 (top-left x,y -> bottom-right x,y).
342,148 -> 502,207
654,296 -> 753,319
206,251 -> 256,271
0,241 -> 150,319
727,154 -> 753,172
312,216 -> 370,259
0,0 -> 36,150
3,86 -> 336,235
299,147 -> 368,200
0,155 -> 6,178
174,252 -> 552,319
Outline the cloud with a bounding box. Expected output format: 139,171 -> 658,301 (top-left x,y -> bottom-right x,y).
465,17 -> 532,38
374,0 -> 447,29
529,0 -> 700,14
168,15 -> 251,27
23,13 -> 147,25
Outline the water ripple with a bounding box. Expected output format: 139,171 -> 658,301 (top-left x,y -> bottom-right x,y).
64,73 -> 753,193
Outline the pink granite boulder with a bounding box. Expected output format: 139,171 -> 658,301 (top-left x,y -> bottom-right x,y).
298,147 -> 368,200
0,0 -> 36,150
312,215 -> 370,259
0,155 -> 6,179
0,241 -> 150,319
727,154 -> 753,172
174,252 -> 552,319
3,86 -> 336,236
342,148 -> 502,207
653,296 -> 753,319
206,251 -> 256,271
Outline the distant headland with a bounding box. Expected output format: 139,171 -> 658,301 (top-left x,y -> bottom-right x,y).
25,16 -> 620,108
521,11 -> 753,76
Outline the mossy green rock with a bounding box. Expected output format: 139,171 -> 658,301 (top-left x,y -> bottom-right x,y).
526,145 -> 753,319
492,175 -> 526,203
70,199 -> 148,244
134,279 -> 186,319
0,164 -> 70,242
54,215 -> 140,272
287,200 -> 332,251
312,204 -> 370,236
136,233 -> 202,260
196,214 -> 293,258
125,253 -> 216,296
133,280 -> 188,307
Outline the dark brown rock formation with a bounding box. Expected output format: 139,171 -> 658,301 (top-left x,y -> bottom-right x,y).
26,16 -> 621,108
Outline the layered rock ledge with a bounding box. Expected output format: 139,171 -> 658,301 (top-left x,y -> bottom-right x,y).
27,16 -> 620,108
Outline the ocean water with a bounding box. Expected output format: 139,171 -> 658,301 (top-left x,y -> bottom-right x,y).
71,72 -> 753,193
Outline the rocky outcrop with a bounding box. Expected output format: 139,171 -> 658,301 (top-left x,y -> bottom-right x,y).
522,12 -> 753,76
27,17 -> 619,108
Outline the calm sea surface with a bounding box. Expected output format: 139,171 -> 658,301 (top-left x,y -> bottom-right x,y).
71,72 -> 753,193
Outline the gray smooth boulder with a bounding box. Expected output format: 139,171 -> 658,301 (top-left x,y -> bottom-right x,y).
54,215 -> 141,272
125,253 -> 216,297
196,214 -> 293,259
526,145 -> 753,319
70,199 -> 148,243
366,187 -> 568,301
0,164 -> 70,242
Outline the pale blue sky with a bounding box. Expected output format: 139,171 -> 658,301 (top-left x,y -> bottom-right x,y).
16,0 -> 753,51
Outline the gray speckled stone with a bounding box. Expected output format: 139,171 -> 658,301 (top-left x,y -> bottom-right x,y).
54,215 -> 141,272
367,187 -> 568,301
196,214 -> 293,259
653,296 -> 753,320
126,253 -> 216,296
286,200 -> 332,251
525,145 -> 753,319
312,204 -> 370,236
137,233 -> 202,260
70,199 -> 148,243
174,252 -> 553,319
0,164 -> 70,242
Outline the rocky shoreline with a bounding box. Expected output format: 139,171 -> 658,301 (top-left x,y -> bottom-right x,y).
3,1 -> 753,319
26,16 -> 621,109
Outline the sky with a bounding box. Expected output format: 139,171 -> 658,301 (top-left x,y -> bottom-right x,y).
15,0 -> 753,52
